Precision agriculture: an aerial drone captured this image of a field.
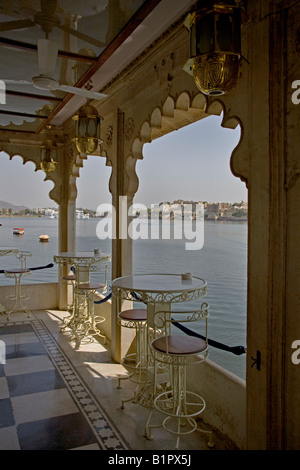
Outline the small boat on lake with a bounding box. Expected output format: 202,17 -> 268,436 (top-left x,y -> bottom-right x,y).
39,235 -> 49,242
13,228 -> 24,235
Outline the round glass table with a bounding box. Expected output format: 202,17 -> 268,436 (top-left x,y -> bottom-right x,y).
54,251 -> 111,269
112,273 -> 207,401
112,273 -> 207,306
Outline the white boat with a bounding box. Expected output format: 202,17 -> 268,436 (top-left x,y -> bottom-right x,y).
13,227 -> 24,235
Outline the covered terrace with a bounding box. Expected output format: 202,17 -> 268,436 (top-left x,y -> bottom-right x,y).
0,0 -> 300,451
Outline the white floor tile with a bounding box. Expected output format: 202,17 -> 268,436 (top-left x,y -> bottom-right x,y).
4,354 -> 54,377
0,426 -> 20,450
11,388 -> 79,424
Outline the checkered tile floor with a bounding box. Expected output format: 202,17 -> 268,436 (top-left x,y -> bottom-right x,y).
0,319 -> 128,450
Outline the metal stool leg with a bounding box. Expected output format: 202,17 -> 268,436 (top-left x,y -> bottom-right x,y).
117,309 -> 148,409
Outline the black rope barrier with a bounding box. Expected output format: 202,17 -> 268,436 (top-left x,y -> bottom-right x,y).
171,320 -> 246,356
130,291 -> 246,356
0,262 -> 114,307
27,263 -> 54,271
94,292 -> 112,304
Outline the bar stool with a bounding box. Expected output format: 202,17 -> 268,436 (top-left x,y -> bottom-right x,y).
74,282 -> 107,347
117,308 -> 148,409
4,251 -> 32,320
145,303 -> 214,450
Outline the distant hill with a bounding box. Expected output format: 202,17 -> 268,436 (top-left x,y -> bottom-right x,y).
0,200 -> 29,211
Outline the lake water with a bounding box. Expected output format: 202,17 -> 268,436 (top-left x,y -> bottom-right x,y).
0,216 -> 247,380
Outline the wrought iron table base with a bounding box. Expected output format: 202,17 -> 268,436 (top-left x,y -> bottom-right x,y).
4,271 -> 31,320
70,285 -> 106,349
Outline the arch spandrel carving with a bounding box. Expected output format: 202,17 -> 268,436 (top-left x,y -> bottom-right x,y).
0,142 -> 59,201
125,155 -> 139,197
206,98 -> 248,187
0,137 -> 93,206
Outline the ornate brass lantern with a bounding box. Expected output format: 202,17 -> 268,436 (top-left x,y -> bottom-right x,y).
73,104 -> 102,155
40,141 -> 58,173
184,1 -> 241,96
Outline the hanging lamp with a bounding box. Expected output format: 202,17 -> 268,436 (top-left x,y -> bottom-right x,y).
73,103 -> 102,155
184,1 -> 241,96
40,140 -> 58,173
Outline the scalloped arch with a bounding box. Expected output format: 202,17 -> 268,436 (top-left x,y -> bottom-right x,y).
163,96 -> 175,117
176,91 -> 191,111
128,91 -> 246,186
150,107 -> 162,128
0,148 -> 40,172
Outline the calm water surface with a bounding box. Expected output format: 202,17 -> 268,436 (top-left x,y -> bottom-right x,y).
0,216 -> 247,380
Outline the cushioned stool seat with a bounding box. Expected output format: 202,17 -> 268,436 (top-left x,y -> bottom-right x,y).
77,282 -> 105,290
152,335 -> 207,355
5,268 -> 30,275
145,306 -> 214,450
119,308 -> 147,321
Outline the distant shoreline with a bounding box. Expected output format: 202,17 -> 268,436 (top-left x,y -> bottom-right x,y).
205,216 -> 248,223
0,215 -> 40,218
0,215 -> 248,223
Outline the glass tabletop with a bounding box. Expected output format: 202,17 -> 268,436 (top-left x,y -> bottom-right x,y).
112,273 -> 207,295
54,252 -> 111,266
55,251 -> 110,258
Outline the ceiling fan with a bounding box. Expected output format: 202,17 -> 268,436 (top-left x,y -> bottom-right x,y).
3,38 -> 108,101
0,0 -> 106,50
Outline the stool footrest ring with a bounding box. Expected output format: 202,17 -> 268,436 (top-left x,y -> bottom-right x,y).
154,390 -> 206,419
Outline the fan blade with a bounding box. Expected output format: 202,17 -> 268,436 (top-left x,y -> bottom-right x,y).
0,19 -> 35,32
56,24 -> 105,49
57,84 -> 107,100
2,79 -> 33,86
37,39 -> 58,77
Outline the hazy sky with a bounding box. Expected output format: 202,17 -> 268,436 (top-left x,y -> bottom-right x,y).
0,114 -> 246,210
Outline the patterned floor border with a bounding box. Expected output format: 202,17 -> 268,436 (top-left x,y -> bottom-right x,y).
1,318 -> 129,451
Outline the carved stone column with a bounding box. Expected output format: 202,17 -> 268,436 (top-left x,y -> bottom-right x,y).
104,110 -> 138,362
55,141 -> 78,310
